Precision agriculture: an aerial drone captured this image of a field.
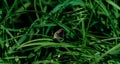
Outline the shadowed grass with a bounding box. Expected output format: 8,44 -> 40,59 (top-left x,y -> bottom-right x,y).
0,0 -> 120,64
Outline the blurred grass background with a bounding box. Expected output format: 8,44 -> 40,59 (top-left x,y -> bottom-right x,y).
0,0 -> 120,64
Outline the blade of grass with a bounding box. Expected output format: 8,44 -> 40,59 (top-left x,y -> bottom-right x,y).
106,0 -> 120,10
94,43 -> 120,63
18,42 -> 75,49
2,0 -> 18,24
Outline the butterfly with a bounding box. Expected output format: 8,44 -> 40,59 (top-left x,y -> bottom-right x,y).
53,28 -> 64,41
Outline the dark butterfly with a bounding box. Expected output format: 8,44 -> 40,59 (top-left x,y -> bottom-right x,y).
53,28 -> 64,41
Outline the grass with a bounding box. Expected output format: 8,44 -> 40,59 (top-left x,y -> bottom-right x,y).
0,0 -> 120,64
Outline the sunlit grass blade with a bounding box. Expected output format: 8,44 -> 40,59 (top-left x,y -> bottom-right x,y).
18,42 -> 75,49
